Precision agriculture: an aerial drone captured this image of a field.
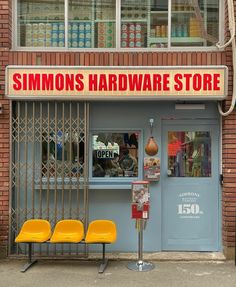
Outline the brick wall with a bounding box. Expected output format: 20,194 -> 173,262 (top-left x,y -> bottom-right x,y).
0,0 -> 11,257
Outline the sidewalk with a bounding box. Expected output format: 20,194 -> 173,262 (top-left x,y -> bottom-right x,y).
0,259 -> 236,287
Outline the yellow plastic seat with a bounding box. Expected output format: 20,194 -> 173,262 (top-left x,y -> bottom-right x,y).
50,220 -> 84,243
85,220 -> 117,244
15,219 -> 51,243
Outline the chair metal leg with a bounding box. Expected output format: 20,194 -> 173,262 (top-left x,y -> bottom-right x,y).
21,243 -> 38,273
98,243 -> 108,273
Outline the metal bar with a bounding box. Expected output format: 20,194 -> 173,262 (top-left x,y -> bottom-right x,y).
16,102 -> 20,255
69,102 -> 72,255
32,102 -> 35,218
46,102 -> 50,220
54,102 -> 58,255
46,102 -> 50,256
98,243 -> 108,273
8,100 -> 13,255
76,102 -> 80,256
39,103 -> 43,218
24,102 -> 28,221
84,103 -> 89,257
39,103 -> 43,256
69,102 -> 72,219
20,243 -> 38,273
61,102 -> 65,256
138,220 -> 143,262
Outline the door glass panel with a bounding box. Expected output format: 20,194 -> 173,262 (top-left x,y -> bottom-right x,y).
168,131 -> 211,177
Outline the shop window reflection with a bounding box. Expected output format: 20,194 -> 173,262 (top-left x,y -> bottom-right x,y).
92,132 -> 139,178
42,131 -> 84,180
168,131 -> 211,177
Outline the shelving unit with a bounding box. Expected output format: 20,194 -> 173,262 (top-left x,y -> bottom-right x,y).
17,0 -> 216,49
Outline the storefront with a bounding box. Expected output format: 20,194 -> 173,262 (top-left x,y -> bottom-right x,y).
1,0 -> 236,259
4,65 -> 226,254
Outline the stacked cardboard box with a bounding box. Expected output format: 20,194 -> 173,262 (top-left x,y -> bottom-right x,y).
69,22 -> 92,48
189,17 -> 201,37
121,23 -> 145,48
97,22 -> 115,48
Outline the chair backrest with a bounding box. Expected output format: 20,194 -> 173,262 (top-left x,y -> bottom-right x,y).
50,220 -> 84,243
20,219 -> 51,234
86,220 -> 117,242
15,219 -> 52,243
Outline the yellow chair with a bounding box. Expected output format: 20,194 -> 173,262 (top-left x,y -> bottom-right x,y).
15,219 -> 51,272
50,220 -> 84,243
85,220 -> 117,273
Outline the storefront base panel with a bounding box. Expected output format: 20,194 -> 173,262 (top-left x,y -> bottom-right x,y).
0,246 -> 8,259
223,246 -> 236,260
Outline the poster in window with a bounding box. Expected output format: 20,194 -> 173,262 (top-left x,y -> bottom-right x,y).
144,157 -> 160,181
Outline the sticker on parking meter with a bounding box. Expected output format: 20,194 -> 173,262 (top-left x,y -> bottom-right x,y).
177,192 -> 204,219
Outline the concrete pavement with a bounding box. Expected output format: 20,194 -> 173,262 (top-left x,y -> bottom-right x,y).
0,259 -> 236,287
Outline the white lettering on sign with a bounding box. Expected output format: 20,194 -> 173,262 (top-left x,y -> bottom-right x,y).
96,150 -> 114,159
177,204 -> 203,215
177,192 -> 203,219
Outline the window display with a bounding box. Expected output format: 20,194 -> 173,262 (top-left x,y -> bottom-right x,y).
92,132 -> 139,178
16,0 -> 220,49
167,131 -> 211,177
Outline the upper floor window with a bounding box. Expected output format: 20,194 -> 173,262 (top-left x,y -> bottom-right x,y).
16,0 -> 220,50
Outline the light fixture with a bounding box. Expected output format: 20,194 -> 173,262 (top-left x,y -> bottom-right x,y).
175,104 -> 205,110
145,118 -> 158,156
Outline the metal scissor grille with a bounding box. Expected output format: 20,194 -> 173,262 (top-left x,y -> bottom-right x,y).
9,101 -> 89,257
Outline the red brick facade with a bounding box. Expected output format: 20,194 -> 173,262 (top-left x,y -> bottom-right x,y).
0,1 -> 235,258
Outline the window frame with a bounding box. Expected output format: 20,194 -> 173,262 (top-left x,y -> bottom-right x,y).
89,129 -> 143,186
12,0 -> 224,52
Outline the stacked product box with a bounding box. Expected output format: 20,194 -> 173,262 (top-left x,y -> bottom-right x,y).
58,23 -> 65,47
70,22 -> 92,48
52,23 -> 59,47
121,23 -> 144,48
78,23 -> 85,48
25,23 -> 32,46
45,23 -> 52,47
32,23 -> 39,47
189,17 -> 201,37
38,23 -> 45,47
84,22 -> 92,48
97,22 -> 115,48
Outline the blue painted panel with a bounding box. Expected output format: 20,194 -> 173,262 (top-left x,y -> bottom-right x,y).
89,102 -> 220,252
161,120 -> 220,251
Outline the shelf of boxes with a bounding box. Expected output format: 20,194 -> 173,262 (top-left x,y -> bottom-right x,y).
121,22 -> 146,48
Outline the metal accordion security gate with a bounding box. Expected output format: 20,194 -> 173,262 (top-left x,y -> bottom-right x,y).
9,101 -> 89,257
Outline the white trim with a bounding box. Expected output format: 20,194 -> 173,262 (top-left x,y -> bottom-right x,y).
12,0 -> 223,52
65,0 -> 68,49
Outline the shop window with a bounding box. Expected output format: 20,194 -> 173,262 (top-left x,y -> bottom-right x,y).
42,131 -> 84,180
168,131 -> 211,177
16,0 -> 220,49
92,132 -> 139,178
17,0 -> 65,48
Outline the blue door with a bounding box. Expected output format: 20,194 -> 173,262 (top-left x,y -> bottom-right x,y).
161,119 -> 220,251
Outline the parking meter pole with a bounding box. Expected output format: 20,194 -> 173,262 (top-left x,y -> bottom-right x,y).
127,219 -> 154,272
